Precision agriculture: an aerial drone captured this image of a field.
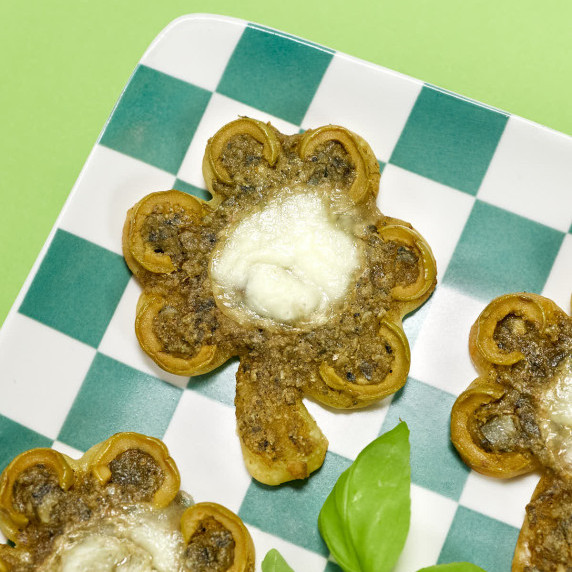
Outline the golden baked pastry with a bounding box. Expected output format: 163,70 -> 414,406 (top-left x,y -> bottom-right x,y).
451,292 -> 572,570
0,433 -> 254,572
123,118 -> 437,485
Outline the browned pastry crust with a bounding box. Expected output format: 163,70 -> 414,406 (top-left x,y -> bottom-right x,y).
450,292 -> 572,569
123,118 -> 437,485
0,433 -> 254,571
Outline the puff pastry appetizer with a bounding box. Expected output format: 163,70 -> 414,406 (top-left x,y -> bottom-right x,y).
0,433 -> 254,571
451,292 -> 572,570
123,118 -> 437,485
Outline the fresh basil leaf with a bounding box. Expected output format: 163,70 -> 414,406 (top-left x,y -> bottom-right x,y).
261,548 -> 295,572
318,422 -> 411,572
418,563 -> 486,572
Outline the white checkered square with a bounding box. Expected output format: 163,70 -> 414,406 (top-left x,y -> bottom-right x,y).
394,484 -> 458,571
409,285 -> 483,395
305,396 -> 389,461
0,313 -> 95,439
478,116 -> 572,233
460,471 -> 540,529
302,53 -> 422,162
59,145 -> 175,255
52,440 -> 85,459
163,391 -> 251,513
141,15 -> 245,92
403,295 -> 434,350
176,92 -> 298,188
98,278 -> 189,388
542,233 -> 572,313
379,164 -> 475,277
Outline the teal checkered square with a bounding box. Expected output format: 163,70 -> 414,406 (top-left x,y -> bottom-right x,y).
58,353 -> 182,451
381,378 -> 469,500
217,24 -> 333,124
390,86 -> 508,195
239,451 -> 352,555
174,178 -> 212,202
100,65 -> 211,174
187,358 -> 238,407
19,230 -> 130,348
443,200 -> 565,301
0,414 -> 52,472
438,506 -> 519,571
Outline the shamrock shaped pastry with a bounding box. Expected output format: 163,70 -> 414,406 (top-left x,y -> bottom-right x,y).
0,432 -> 254,572
123,118 -> 437,485
451,292 -> 572,570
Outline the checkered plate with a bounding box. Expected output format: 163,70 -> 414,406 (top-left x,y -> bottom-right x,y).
1,14 -> 571,572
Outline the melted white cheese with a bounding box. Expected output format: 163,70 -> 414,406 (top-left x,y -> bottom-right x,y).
480,414 -> 517,449
57,535 -> 154,571
210,191 -> 359,326
40,502 -> 188,572
539,354 -> 572,471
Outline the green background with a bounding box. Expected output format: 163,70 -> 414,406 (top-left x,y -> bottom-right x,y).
1,0 -> 571,326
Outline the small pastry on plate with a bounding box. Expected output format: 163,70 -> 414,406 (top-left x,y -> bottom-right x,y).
0,432 -> 254,571
123,118 -> 437,485
451,292 -> 572,570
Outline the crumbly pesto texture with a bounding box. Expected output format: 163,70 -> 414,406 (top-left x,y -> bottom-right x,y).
466,309 -> 572,570
470,313 -> 572,472
0,450 -> 239,572
130,127 -> 432,476
1,450 -> 166,570
185,516 -> 235,572
522,474 -> 572,571
138,131 -> 419,403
